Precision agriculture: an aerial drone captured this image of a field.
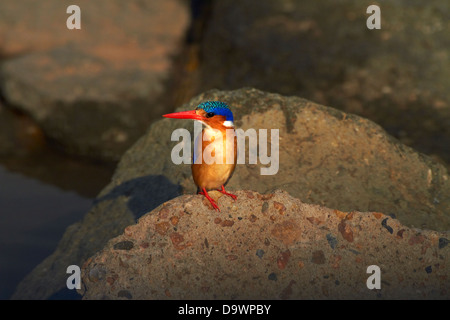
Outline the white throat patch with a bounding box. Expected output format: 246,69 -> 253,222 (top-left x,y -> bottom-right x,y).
223,120 -> 234,127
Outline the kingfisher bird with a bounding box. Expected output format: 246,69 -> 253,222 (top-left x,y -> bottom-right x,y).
163,101 -> 237,211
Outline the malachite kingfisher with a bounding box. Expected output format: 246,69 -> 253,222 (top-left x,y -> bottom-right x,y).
163,101 -> 237,211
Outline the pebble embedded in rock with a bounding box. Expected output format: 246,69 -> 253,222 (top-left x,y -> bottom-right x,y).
261,202 -> 269,214
268,273 -> 277,281
338,220 -> 354,242
311,250 -> 326,265
245,191 -> 255,199
438,238 -> 449,249
273,202 -> 286,215
258,194 -> 274,201
117,290 -> 133,299
88,267 -> 106,283
113,241 -> 134,251
220,220 -> 234,227
170,232 -> 188,250
381,218 -> 393,234
279,280 -> 296,300
277,250 -> 291,270
155,222 -> 171,236
170,216 -> 179,226
396,229 -> 405,239
271,220 -> 302,246
326,233 -> 338,249
256,249 -> 265,259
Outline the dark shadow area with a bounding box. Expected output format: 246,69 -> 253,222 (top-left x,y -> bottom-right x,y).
48,287 -> 82,300
161,0 -> 215,110
94,175 -> 183,219
187,0 -> 214,44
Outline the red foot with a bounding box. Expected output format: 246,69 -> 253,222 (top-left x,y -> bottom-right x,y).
199,187 -> 220,211
218,185 -> 237,200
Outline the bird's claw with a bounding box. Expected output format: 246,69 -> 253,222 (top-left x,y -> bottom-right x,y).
209,200 -> 220,211
199,189 -> 221,212
218,186 -> 237,201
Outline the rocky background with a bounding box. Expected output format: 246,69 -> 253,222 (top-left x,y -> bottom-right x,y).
0,0 -> 448,299
0,0 -> 189,161
12,88 -> 450,299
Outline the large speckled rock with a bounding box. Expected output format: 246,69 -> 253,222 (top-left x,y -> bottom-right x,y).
12,88 -> 450,299
0,0 -> 189,161
79,190 -> 449,299
107,88 -> 450,231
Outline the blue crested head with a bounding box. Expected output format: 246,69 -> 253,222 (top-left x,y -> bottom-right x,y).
197,101 -> 234,122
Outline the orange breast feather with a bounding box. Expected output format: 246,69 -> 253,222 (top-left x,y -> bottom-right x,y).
192,128 -> 237,190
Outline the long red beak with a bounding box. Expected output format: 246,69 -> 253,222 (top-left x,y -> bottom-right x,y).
163,110 -> 204,121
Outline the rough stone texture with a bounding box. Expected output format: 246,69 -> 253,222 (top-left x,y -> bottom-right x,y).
12,88 -> 450,299
79,190 -> 449,299
0,0 -> 189,161
195,0 -> 450,167
109,88 -> 450,231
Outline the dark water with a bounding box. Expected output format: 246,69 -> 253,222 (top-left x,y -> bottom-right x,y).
0,106 -> 115,300
0,165 -> 93,299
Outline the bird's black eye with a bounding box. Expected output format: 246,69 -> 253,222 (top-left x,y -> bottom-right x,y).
206,112 -> 215,118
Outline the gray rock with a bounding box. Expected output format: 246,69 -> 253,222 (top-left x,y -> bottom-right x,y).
109,87 -> 450,231
0,0 -> 189,161
197,0 -> 450,166
12,88 -> 450,299
79,190 -> 450,299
